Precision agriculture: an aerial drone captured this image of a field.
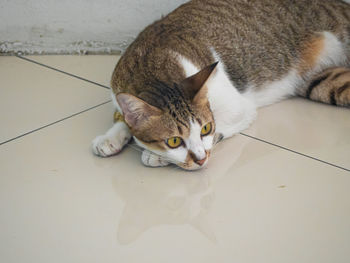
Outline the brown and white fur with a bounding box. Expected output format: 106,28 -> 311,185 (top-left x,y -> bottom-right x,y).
93,0 -> 350,170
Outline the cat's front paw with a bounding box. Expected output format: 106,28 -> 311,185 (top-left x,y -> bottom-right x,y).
141,150 -> 170,167
92,135 -> 124,157
92,122 -> 132,157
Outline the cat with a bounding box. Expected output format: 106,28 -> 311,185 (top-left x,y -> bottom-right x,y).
92,0 -> 350,170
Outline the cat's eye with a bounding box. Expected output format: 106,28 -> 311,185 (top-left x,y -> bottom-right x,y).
166,137 -> 183,148
201,123 -> 212,136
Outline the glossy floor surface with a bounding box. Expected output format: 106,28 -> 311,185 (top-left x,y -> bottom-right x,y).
1,55 -> 349,263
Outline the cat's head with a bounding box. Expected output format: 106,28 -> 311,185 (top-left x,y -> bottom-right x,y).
117,62 -> 218,170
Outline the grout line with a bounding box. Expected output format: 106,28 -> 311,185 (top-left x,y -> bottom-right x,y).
15,55 -> 111,90
239,132 -> 350,173
7,54 -> 350,172
0,100 -> 112,146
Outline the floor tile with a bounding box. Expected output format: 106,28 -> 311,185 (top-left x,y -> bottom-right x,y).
244,97 -> 350,170
1,102 -> 349,263
0,56 -> 110,144
23,55 -> 120,88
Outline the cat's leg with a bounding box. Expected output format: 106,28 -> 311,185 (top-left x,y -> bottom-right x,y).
299,67 -> 350,106
92,111 -> 132,157
141,150 -> 170,167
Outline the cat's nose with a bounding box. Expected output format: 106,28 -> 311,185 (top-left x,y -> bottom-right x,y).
195,157 -> 207,166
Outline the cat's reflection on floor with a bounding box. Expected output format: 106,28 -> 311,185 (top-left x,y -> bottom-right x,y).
111,130 -> 254,245
113,172 -> 216,244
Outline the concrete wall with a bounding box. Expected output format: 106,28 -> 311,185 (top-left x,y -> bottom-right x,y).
0,0 -> 188,54
2,0 -> 350,55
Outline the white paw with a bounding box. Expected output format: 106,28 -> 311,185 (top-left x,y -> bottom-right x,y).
141,150 -> 169,167
92,122 -> 131,157
92,135 -> 123,157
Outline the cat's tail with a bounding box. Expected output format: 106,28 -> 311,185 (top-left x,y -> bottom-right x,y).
298,67 -> 350,107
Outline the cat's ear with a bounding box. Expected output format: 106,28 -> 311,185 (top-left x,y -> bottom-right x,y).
182,62 -> 218,105
116,93 -> 162,129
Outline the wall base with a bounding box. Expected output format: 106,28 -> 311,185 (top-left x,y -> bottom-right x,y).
0,40 -> 131,55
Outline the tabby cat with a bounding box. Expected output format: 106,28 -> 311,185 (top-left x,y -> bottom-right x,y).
92,0 -> 350,170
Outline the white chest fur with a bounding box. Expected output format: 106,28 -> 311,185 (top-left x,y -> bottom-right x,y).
177,51 -> 256,138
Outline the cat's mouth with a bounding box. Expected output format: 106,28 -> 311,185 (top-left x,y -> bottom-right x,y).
178,161 -> 208,171
177,151 -> 210,171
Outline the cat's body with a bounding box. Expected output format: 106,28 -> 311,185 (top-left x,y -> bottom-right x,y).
93,0 -> 350,170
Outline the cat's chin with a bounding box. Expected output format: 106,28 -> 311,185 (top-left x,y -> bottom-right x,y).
176,160 -> 209,171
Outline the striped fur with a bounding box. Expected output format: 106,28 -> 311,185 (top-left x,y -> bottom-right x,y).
304,67 -> 350,106
93,0 -> 350,170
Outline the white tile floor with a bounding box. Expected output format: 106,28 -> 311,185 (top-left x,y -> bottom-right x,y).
0,55 -> 349,263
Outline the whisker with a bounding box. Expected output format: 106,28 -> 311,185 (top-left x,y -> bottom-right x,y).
126,143 -> 144,154
169,165 -> 183,171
